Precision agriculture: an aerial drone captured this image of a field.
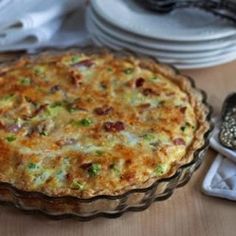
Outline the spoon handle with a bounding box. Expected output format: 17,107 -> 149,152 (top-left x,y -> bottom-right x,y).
137,0 -> 236,23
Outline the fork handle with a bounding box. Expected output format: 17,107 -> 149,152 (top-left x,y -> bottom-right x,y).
175,1 -> 236,24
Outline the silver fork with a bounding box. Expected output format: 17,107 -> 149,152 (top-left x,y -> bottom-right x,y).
136,0 -> 236,23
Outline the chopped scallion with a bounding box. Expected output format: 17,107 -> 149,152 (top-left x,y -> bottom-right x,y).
71,180 -> 85,190
20,77 -> 31,85
28,163 -> 37,170
154,163 -> 168,176
124,68 -> 134,75
6,135 -> 16,142
88,163 -> 101,177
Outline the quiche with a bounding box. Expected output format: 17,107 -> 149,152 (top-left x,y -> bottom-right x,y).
0,48 -> 209,198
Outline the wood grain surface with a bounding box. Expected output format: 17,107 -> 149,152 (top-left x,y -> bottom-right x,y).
0,54 -> 235,236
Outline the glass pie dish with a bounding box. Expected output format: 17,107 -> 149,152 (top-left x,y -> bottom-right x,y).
0,47 -> 213,221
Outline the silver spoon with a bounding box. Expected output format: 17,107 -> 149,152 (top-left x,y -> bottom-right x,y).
136,0 -> 236,23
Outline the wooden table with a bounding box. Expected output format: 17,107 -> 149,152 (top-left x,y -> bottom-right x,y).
0,59 -> 236,236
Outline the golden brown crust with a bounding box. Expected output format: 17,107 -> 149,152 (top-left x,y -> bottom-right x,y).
0,48 -> 210,198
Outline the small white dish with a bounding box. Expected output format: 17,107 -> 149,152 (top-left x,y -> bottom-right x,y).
91,0 -> 236,41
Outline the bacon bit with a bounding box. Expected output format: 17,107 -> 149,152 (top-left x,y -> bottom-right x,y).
24,96 -> 37,106
103,121 -> 125,132
66,173 -> 72,181
70,71 -> 82,87
6,124 -> 21,133
125,159 -> 132,165
36,119 -> 54,135
137,103 -> 151,110
121,172 -> 135,182
0,121 -> 5,129
180,106 -> 187,114
142,88 -> 157,96
32,104 -> 48,117
173,138 -> 186,145
94,106 -> 113,116
80,163 -> 92,170
73,59 -> 94,68
100,81 -> 108,90
166,92 -> 175,96
56,138 -> 77,147
135,77 -> 145,87
139,62 -> 150,70
50,85 -> 61,93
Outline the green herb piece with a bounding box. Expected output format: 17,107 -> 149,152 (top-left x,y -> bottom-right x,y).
20,77 -> 31,85
66,105 -> 77,113
124,68 -> 134,75
39,131 -> 48,136
95,150 -> 104,156
79,118 -> 92,127
0,94 -> 15,102
45,104 -> 63,117
37,88 -> 47,94
88,163 -> 101,177
154,163 -> 168,176
186,122 -> 191,127
16,118 -> 23,127
143,133 -> 155,141
151,75 -> 161,80
180,122 -> 192,132
72,118 -> 93,127
33,66 -> 45,75
107,68 -> 113,72
110,164 -> 121,177
71,180 -> 85,190
3,94 -> 14,100
50,101 -> 63,108
0,95 -> 15,109
71,55 -> 81,64
6,135 -> 16,142
28,163 -> 37,170
159,100 -> 165,106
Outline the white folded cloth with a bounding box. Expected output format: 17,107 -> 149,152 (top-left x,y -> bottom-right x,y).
0,0 -> 79,31
202,118 -> 236,201
0,0 -> 90,52
0,19 -> 62,48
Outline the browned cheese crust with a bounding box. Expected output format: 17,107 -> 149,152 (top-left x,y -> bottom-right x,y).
0,49 -> 209,198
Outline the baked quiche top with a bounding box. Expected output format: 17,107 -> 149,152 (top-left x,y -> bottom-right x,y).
0,49 -> 208,198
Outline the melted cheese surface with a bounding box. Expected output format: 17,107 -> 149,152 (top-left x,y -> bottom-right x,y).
0,51 -> 197,197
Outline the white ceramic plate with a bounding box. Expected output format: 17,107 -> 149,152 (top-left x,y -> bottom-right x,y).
91,32 -> 236,65
89,7 -> 236,52
91,0 -> 236,41
92,34 -> 236,69
87,13 -> 236,61
88,21 -> 236,69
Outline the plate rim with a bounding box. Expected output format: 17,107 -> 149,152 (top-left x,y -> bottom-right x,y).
91,0 -> 236,41
87,14 -> 236,60
88,7 -> 236,52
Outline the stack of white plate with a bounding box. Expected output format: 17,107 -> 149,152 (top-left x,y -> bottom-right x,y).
86,0 -> 236,69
